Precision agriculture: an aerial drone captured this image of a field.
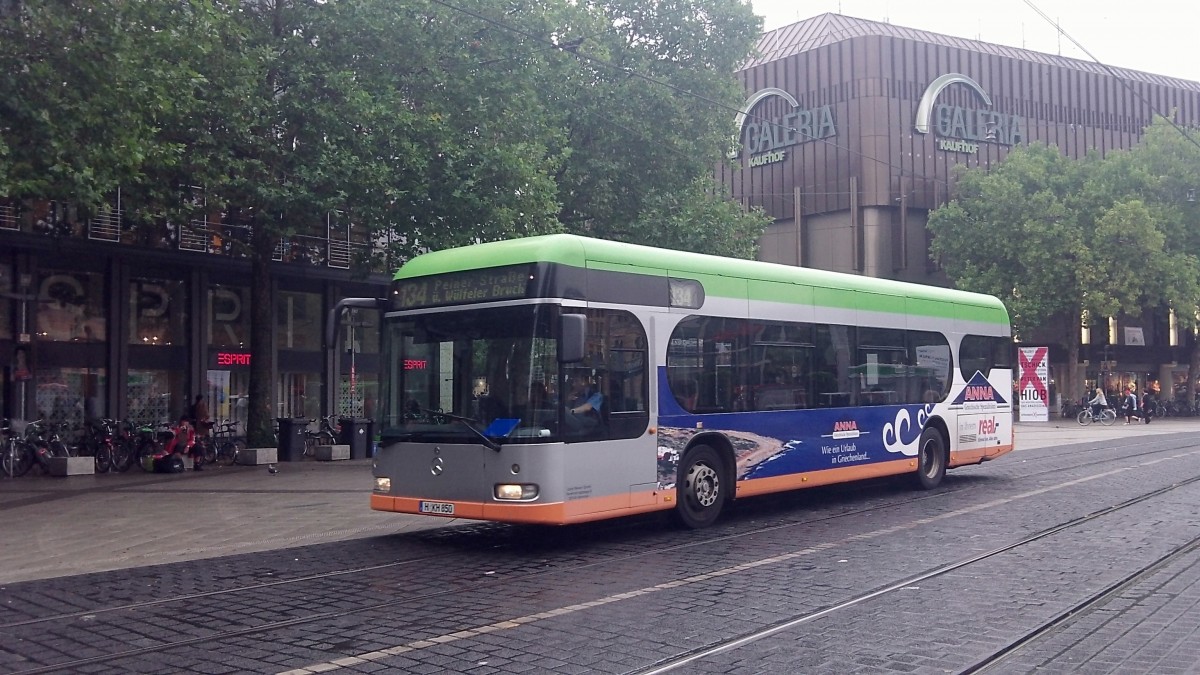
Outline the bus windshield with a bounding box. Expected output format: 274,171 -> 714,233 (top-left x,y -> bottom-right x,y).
380,305 -> 563,444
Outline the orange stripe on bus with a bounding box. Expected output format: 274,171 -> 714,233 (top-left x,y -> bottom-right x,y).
371,444 -> 1016,523
734,458 -> 915,498
950,444 -> 1013,467
371,491 -> 671,525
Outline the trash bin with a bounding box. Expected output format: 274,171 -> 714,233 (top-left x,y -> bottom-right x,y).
339,417 -> 372,459
277,417 -> 306,462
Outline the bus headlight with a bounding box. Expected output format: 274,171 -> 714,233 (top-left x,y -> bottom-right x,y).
495,484 -> 538,500
374,476 -> 391,492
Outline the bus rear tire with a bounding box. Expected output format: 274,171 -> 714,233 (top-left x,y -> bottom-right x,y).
673,444 -> 726,529
913,427 -> 946,490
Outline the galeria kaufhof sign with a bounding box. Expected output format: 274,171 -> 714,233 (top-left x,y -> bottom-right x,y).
733,88 -> 836,167
733,73 -> 1024,166
915,73 -> 1024,153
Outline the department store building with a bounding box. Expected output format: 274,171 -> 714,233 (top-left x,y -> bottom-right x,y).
721,13 -> 1200,403
0,202 -> 388,431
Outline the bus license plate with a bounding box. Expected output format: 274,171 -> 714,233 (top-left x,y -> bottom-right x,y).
419,501 -> 455,515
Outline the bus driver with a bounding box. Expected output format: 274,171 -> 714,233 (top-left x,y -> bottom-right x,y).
564,370 -> 603,432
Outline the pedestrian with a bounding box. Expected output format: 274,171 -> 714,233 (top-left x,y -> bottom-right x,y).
1123,386 -> 1139,425
1141,388 -> 1155,424
189,394 -> 211,438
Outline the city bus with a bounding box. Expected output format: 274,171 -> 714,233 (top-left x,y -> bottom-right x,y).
335,234 -> 1013,529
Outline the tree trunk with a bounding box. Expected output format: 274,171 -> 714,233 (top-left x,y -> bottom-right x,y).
1065,337 -> 1080,419
1189,334 -> 1199,412
247,227 -> 276,448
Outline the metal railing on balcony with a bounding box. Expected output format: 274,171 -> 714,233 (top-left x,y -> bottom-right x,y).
0,203 -> 18,231
87,190 -> 122,242
178,219 -> 209,252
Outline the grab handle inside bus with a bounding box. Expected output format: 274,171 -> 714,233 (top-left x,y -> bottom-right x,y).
560,314 -> 586,363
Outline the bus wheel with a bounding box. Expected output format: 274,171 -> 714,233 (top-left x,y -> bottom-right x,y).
674,445 -> 725,529
913,427 -> 947,490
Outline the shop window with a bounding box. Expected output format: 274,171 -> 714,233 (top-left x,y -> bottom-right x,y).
277,291 -> 321,351
0,262 -> 12,340
279,371 -> 320,420
209,284 -> 250,349
36,269 -> 107,343
35,366 -> 106,427
206,369 -> 249,432
129,278 -> 188,346
127,369 -> 186,425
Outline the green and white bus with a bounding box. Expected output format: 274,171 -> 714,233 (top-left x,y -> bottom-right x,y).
339,234 -> 1013,528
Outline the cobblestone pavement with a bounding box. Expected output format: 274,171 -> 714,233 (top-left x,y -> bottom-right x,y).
2,420 -> 1200,674
0,458 -> 448,584
0,418 -> 1190,584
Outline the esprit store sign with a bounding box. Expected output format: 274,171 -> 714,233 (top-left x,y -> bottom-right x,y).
914,74 -> 1024,154
731,88 -> 836,167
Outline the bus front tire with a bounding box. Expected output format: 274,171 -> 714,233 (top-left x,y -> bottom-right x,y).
913,427 -> 947,490
674,444 -> 726,529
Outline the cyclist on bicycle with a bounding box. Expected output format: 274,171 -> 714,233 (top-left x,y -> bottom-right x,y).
1088,387 -> 1107,418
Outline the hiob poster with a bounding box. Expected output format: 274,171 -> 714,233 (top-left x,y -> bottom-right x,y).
1018,346 -> 1050,422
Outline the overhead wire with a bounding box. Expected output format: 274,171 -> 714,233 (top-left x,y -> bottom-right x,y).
1020,0 -> 1200,153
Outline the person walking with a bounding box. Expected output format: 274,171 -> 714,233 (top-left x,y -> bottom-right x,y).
1141,387 -> 1155,424
1122,386 -> 1139,425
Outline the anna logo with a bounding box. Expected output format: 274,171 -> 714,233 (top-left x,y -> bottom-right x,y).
731,88 -> 836,166
914,74 -> 1024,154
831,420 -> 860,439
951,371 -> 1009,407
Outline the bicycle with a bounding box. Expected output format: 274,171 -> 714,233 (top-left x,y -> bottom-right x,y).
202,420 -> 245,466
1060,400 -> 1082,419
302,415 -> 338,457
1077,406 -> 1117,426
2,419 -> 35,478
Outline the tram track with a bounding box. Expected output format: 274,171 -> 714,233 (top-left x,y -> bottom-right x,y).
959,532 -> 1200,673
4,432 -> 1185,633
6,440 -> 1200,674
628,473 -> 1200,674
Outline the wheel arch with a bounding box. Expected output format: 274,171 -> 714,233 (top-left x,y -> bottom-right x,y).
923,415 -> 951,464
683,432 -> 737,501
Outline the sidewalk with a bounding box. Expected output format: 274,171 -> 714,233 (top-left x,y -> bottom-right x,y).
0,459 -> 443,585
1014,414 -> 1200,450
3,417 -> 1200,585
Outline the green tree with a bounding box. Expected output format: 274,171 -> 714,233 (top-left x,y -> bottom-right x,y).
543,0 -> 768,252
0,1 -> 203,211
1118,117 -> 1200,403
623,176 -> 769,258
1,0 -> 768,446
929,140 -> 1200,403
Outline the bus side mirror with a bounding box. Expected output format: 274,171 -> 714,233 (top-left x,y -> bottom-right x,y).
560,314 -> 586,363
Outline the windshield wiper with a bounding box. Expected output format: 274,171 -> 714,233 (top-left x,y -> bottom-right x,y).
415,406 -> 501,452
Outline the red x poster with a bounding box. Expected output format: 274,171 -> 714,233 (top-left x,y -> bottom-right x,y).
1018,346 -> 1049,422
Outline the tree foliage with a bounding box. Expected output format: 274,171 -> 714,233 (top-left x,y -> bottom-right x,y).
0,0 -> 768,444
929,127 -> 1200,401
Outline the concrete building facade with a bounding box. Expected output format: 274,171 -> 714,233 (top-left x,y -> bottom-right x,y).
721,13 -> 1200,406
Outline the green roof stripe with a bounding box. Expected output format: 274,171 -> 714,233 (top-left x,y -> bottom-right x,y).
394,234 -> 1009,326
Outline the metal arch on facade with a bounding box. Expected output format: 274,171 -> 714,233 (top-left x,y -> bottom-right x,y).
914,73 -> 993,135
730,87 -> 802,158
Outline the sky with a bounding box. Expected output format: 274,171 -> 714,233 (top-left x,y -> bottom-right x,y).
748,0 -> 1200,83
